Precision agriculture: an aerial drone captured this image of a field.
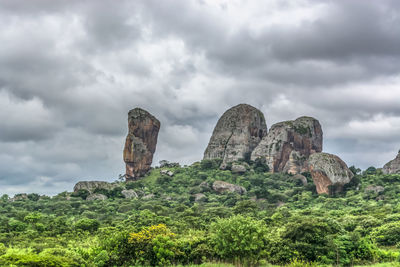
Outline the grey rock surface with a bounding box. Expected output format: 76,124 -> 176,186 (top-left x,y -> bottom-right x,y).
307,153 -> 354,194
365,185 -> 384,194
251,116 -> 322,174
86,194 -> 107,201
73,181 -> 117,194
212,180 -> 246,194
383,151 -> 400,174
193,193 -> 206,202
160,169 -> 174,177
204,104 -> 267,167
121,189 -> 138,199
231,163 -> 247,174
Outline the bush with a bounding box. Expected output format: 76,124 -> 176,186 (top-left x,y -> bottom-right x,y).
372,221 -> 400,246
209,215 -> 268,265
75,218 -> 100,233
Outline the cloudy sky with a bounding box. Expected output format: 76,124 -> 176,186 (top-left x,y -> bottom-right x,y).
1,0 -> 400,196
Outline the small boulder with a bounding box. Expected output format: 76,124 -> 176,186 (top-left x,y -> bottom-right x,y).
160,169 -> 174,177
307,153 -> 354,194
142,193 -> 155,199
212,180 -> 246,194
383,151 -> 400,174
73,181 -> 116,194
365,185 -> 384,194
86,194 -> 107,201
193,193 -> 206,202
121,189 -> 138,199
231,163 -> 247,174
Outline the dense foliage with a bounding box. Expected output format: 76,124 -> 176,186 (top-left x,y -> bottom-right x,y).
1,159 -> 400,266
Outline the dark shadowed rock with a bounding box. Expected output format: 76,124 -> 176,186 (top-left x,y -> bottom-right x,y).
251,116 -> 322,174
73,181 -> 117,194
307,153 -> 354,194
204,104 -> 267,168
212,180 -> 246,194
383,151 -> 400,174
292,174 -> 308,186
123,108 -> 160,181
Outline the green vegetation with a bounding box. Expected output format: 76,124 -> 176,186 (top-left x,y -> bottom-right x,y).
1,159 -> 400,266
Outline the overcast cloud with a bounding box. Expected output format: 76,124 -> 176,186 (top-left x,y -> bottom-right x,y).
1,0 -> 400,196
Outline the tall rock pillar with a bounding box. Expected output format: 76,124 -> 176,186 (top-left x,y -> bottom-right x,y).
123,108 -> 160,181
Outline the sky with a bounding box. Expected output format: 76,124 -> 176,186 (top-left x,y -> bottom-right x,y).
1,0 -> 400,196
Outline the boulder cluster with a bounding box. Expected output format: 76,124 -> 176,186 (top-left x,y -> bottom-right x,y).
75,104 -> 399,196
204,104 -> 354,194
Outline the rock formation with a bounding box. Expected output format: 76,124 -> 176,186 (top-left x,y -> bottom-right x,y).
204,104 -> 267,168
251,116 -> 322,174
307,153 -> 354,194
383,151 -> 400,174
123,108 -> 160,181
212,180 -> 247,194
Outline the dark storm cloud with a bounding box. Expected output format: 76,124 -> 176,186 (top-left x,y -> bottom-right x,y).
0,0 -> 399,195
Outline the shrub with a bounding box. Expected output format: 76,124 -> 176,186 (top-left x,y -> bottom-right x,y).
209,215 -> 267,265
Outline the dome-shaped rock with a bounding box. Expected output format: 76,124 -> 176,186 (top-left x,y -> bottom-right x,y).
203,104 -> 267,167
383,150 -> 400,174
307,152 -> 354,194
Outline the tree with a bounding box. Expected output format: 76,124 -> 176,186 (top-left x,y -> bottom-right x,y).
209,215 -> 267,265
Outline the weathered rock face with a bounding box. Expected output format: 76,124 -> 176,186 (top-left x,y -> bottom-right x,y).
383,151 -> 400,174
251,116 -> 322,174
307,153 -> 354,194
123,108 -> 160,181
73,181 -> 116,194
204,104 -> 267,167
212,180 -> 247,194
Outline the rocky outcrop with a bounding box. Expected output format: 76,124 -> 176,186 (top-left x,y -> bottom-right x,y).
204,104 -> 267,168
231,163 -> 247,174
121,189 -> 138,199
307,153 -> 354,194
251,116 -> 322,174
86,194 -> 107,201
73,181 -> 117,194
160,169 -> 174,177
383,151 -> 400,174
212,180 -> 246,194
123,108 -> 160,181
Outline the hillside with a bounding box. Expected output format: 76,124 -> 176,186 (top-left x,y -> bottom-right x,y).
1,159 -> 400,266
